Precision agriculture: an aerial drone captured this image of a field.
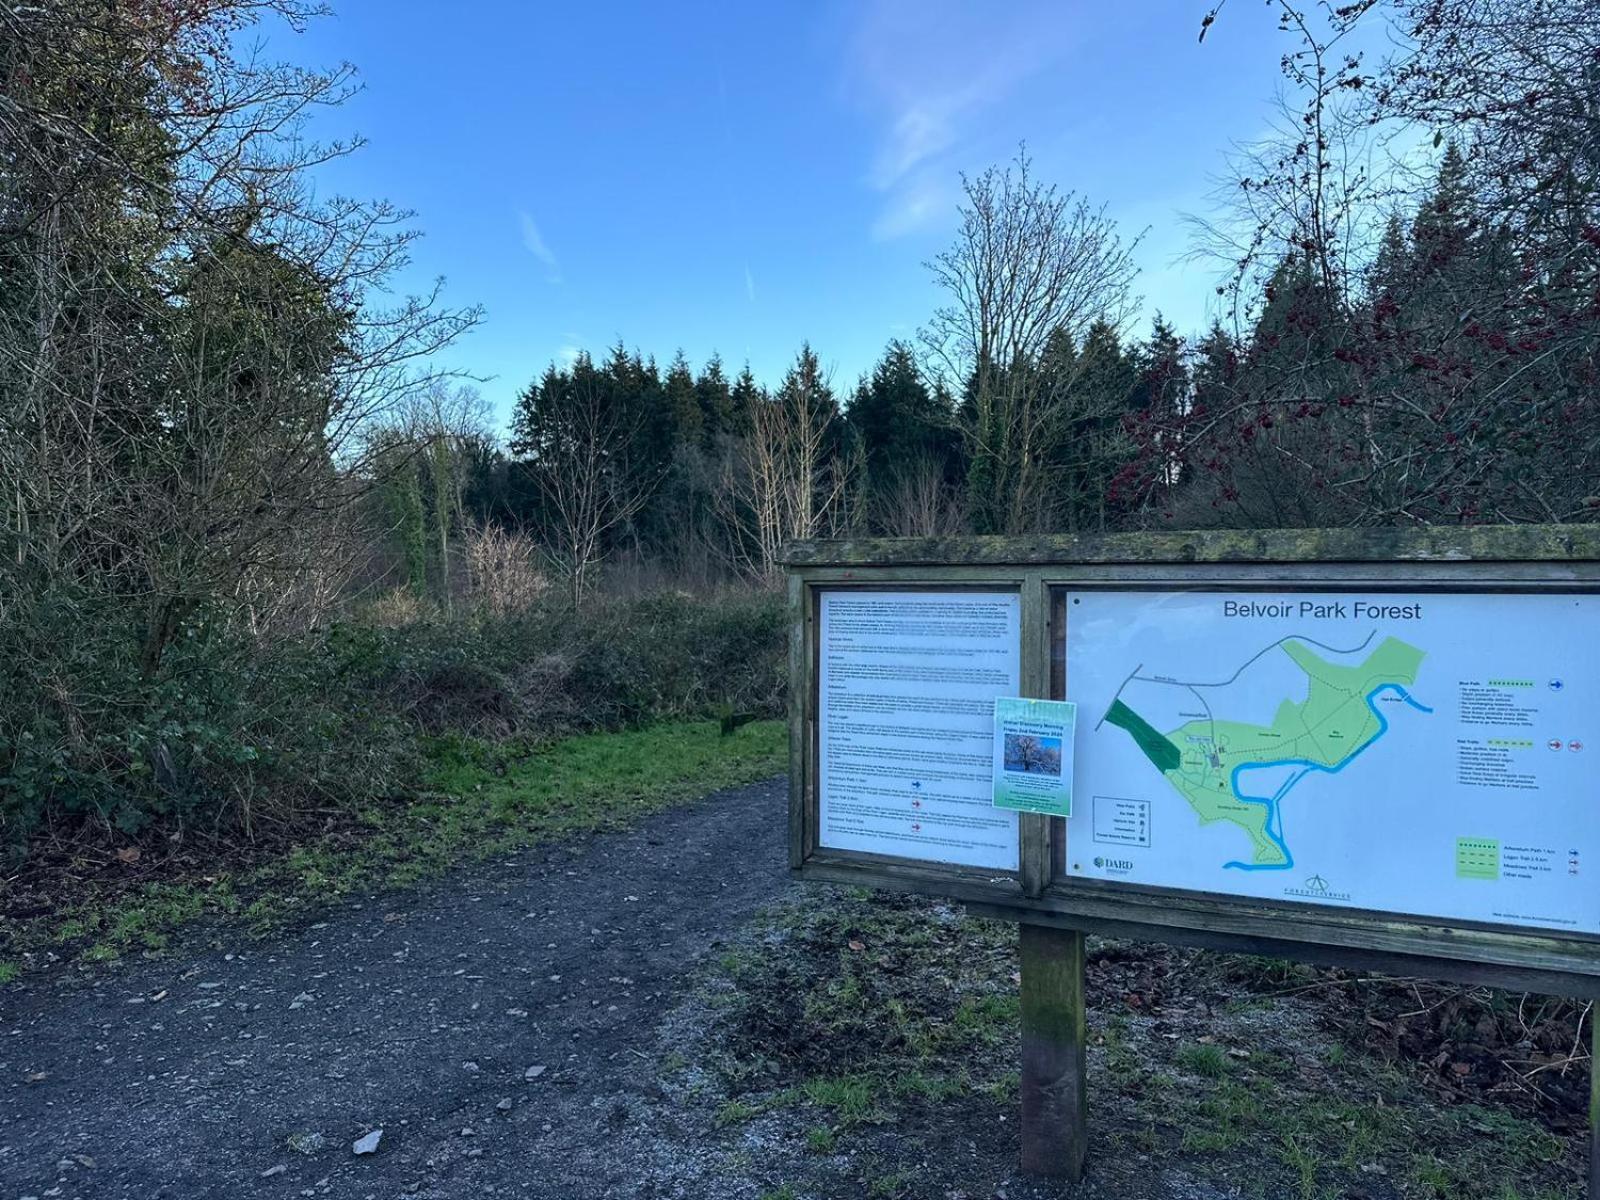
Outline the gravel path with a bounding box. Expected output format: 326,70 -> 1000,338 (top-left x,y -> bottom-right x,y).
0,778 -> 793,1200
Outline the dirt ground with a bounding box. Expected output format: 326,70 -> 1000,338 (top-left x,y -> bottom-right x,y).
0,778 -> 1589,1199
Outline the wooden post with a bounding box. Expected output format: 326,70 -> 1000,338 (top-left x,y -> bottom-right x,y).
1019,921 -> 1088,1179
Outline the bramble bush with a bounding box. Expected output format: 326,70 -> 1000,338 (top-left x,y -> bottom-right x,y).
0,588 -> 787,865
346,588 -> 786,736
0,588 -> 407,864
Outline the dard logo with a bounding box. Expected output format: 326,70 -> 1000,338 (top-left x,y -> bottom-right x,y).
1093,855 -> 1135,873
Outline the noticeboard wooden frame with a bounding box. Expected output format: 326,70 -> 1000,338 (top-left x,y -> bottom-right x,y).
785,525 -> 1600,1000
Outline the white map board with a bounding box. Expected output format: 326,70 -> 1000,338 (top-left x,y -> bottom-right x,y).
1065,590 -> 1600,934
818,591 -> 1020,870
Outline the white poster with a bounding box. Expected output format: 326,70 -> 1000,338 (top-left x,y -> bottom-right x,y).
1064,590 -> 1600,934
818,591 -> 1021,870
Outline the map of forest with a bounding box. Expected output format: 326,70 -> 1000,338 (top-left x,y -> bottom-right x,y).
1102,635 -> 1430,869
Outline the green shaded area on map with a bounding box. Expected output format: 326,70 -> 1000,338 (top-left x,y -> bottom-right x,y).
1105,699 -> 1181,773
1455,837 -> 1501,880
1105,636 -> 1426,867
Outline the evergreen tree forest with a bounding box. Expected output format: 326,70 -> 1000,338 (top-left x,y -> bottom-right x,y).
483,111 -> 1596,594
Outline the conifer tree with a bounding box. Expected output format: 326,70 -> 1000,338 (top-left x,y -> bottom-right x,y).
663,350 -> 703,451
727,364 -> 761,438
695,354 -> 733,449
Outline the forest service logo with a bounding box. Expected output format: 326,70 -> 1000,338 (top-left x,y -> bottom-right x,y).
1283,873 -> 1351,902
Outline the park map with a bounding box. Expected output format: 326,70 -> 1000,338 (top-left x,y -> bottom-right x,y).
1064,591 -> 1599,934
1103,633 -> 1427,870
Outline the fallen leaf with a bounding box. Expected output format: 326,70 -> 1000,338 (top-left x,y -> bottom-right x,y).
116,847 -> 140,864
847,940 -> 865,952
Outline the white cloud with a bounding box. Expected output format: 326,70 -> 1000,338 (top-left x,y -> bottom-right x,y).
870,172 -> 957,241
518,211 -> 562,283
845,0 -> 1076,240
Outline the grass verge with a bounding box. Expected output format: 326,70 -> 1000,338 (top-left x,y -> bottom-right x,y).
2,719 -> 785,976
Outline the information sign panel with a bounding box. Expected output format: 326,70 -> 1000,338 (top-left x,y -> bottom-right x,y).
787,527 -> 1600,997
817,590 -> 1021,869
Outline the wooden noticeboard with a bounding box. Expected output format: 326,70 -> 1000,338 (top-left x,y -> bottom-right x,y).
783,526 -> 1600,1181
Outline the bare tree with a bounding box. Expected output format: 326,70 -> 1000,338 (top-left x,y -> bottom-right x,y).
520,363 -> 657,607
0,1 -> 478,845
1187,4 -> 1386,333
715,378 -> 851,583
921,149 -> 1141,533
872,451 -> 966,538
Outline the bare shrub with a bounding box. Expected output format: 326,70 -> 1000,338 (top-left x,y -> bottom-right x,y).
464,524 -> 548,617
366,588 -> 430,629
872,451 -> 967,538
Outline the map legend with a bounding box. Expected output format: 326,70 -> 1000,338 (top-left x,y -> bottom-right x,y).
1092,796 -> 1151,848
1455,837 -> 1501,880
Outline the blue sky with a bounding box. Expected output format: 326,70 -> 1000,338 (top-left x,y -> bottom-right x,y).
277,3 -> 1300,422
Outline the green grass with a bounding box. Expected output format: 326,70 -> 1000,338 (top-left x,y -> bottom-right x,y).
1150,1038 -> 1580,1200
951,992 -> 1019,1043
801,1075 -> 884,1125
1174,1042 -> 1233,1078
867,1170 -> 915,1198
1275,1132 -> 1321,1200
6,719 -> 785,974
1181,1079 -> 1265,1153
715,1099 -> 763,1128
804,1126 -> 836,1154
699,889 -> 1019,1153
